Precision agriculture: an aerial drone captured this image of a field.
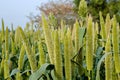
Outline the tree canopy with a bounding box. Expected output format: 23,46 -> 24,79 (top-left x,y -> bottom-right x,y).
30,0 -> 76,27
73,0 -> 120,22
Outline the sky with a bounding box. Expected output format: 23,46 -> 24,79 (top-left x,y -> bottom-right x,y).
0,0 -> 48,29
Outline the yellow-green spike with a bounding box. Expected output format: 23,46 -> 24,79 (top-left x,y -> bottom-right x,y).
5,27 -> 9,60
95,22 -> 99,35
78,0 -> 87,17
16,45 -> 25,80
2,19 -> 5,42
112,15 -> 120,73
60,20 -> 66,42
0,58 -> 4,76
15,27 -> 21,47
11,39 -> 15,55
72,24 -> 75,41
18,27 -> 37,73
99,12 -> 106,44
0,19 -> 5,75
42,14 -> 54,64
18,45 -> 25,70
4,59 -> 10,80
32,45 -> 35,55
51,29 -> 55,43
105,13 -> 111,38
105,36 -> 112,80
64,32 -> 71,80
75,20 -> 80,53
4,27 -> 10,80
54,30 -> 63,80
38,41 -> 45,67
67,28 -> 75,78
16,72 -> 22,80
86,15 -> 93,71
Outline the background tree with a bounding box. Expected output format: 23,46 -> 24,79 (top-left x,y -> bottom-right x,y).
29,0 -> 77,28
73,0 -> 120,22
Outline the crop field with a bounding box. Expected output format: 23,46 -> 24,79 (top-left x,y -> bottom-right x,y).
0,13 -> 120,80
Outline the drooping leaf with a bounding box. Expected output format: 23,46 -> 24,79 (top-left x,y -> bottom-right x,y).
10,68 -> 19,77
96,52 -> 112,80
29,63 -> 54,80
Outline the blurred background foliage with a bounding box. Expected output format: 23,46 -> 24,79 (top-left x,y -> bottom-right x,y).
73,0 -> 120,22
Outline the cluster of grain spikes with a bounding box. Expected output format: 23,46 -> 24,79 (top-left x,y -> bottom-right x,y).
0,11 -> 120,80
